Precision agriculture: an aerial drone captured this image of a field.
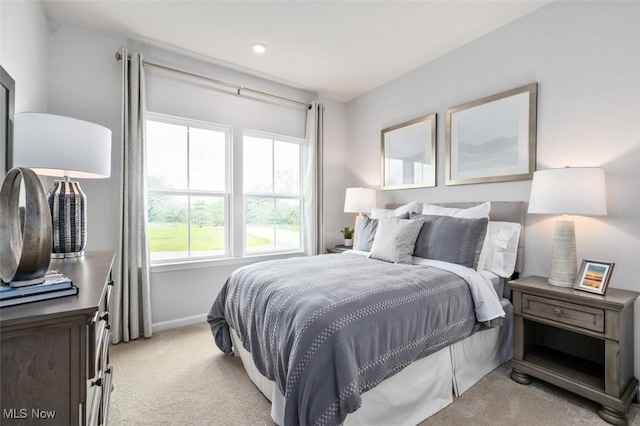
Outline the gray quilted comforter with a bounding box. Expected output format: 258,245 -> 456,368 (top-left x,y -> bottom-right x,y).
207,253 -> 483,426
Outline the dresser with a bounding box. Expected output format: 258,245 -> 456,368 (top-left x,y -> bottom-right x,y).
1,251 -> 115,425
508,276 -> 639,425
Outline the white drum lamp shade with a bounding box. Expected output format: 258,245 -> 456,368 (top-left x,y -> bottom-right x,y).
344,187 -> 376,215
13,113 -> 112,258
528,167 -> 607,287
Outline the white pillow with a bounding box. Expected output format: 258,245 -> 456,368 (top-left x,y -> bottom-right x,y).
421,201 -> 491,218
370,201 -> 419,219
368,217 -> 422,264
477,221 -> 522,278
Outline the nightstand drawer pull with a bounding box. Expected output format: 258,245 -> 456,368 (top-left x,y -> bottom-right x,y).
553,308 -> 562,315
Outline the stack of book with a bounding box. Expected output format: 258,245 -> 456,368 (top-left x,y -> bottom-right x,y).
0,270 -> 78,308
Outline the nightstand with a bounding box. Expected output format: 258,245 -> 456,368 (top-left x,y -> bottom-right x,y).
326,244 -> 353,254
508,276 -> 639,425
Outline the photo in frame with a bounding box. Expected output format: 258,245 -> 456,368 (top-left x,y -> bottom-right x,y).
446,83 -> 537,186
381,113 -> 436,190
574,259 -> 615,295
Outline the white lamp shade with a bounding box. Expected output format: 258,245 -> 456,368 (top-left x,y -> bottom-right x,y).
344,187 -> 376,214
528,167 -> 607,216
13,113 -> 112,179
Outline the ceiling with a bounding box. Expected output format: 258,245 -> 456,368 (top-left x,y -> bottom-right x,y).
43,1 -> 551,102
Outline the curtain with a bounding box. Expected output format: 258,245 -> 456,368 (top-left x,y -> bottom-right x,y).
303,101 -> 324,255
112,49 -> 152,343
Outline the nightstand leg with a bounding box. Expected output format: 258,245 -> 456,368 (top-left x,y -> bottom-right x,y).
509,368 -> 532,385
598,406 -> 628,426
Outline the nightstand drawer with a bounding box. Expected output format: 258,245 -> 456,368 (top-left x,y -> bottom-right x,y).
522,294 -> 604,333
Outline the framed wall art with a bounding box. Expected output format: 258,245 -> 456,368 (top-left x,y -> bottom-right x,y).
381,113 -> 436,190
445,83 -> 537,186
1,65 -> 15,177
574,259 -> 615,295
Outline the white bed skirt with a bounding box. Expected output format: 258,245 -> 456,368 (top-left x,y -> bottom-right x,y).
230,324 -> 504,426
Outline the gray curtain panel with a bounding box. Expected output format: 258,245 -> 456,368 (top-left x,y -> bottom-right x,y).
111,49 -> 152,343
303,101 -> 324,255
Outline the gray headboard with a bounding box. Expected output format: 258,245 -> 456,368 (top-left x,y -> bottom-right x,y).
386,201 -> 527,274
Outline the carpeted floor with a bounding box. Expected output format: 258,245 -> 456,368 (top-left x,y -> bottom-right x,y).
108,322 -> 639,426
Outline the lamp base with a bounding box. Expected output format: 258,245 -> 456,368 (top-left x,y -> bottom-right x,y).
353,213 -> 364,249
51,251 -> 85,259
548,219 -> 577,287
47,179 -> 87,258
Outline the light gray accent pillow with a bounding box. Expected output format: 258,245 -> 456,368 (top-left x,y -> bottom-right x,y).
411,213 -> 488,269
368,217 -> 423,264
354,213 -> 410,252
354,215 -> 378,251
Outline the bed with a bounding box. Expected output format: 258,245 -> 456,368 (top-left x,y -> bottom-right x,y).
208,201 -> 526,426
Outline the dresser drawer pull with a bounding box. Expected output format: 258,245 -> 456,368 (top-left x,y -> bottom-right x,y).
100,312 -> 109,322
92,377 -> 102,387
553,308 -> 562,316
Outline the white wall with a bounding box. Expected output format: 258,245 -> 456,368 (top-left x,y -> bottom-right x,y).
0,0 -> 48,113
345,1 -> 640,376
45,22 -> 348,329
319,96 -> 348,248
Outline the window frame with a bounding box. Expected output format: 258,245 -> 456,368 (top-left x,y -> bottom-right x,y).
242,129 -> 305,255
146,112 -> 232,264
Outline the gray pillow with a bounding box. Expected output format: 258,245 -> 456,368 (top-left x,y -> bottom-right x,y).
354,212 -> 409,252
368,217 -> 423,264
354,215 -> 378,251
411,213 -> 488,269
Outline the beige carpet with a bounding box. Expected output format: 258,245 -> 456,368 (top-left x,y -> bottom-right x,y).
108,322 -> 639,426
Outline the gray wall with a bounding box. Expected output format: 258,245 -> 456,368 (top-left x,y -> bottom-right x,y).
0,0 -> 48,113
345,1 -> 640,376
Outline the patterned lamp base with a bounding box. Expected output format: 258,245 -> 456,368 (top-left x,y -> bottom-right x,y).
548,219 -> 577,287
47,179 -> 87,258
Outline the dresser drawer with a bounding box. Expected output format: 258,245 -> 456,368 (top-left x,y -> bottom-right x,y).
522,294 -> 604,333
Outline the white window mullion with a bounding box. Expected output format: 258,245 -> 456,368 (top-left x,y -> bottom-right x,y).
186,126 -> 191,257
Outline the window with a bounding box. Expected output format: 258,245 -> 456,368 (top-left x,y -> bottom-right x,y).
243,132 -> 303,253
146,114 -> 230,262
145,114 -> 305,263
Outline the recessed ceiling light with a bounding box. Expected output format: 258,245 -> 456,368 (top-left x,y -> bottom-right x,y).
251,43 -> 267,54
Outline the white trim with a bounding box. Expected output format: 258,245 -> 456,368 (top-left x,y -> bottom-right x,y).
150,250 -> 305,273
152,313 -> 207,333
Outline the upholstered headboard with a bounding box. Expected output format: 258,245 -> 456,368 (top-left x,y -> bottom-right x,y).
386,201 -> 527,274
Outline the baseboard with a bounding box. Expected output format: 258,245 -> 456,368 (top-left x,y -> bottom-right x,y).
152,313 -> 207,333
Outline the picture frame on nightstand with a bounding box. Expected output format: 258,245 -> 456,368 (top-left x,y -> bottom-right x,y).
574,259 -> 615,295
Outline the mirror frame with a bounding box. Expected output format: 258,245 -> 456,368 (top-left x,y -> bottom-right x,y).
381,113 -> 436,191
1,65 -> 15,177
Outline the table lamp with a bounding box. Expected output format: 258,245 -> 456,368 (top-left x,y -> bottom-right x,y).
344,187 -> 376,247
528,167 -> 607,287
13,113 -> 112,258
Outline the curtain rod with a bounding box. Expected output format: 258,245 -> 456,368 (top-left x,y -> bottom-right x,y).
115,52 -> 312,110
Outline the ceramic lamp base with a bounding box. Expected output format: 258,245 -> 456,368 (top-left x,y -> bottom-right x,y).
548,219 -> 577,287
47,179 -> 87,257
